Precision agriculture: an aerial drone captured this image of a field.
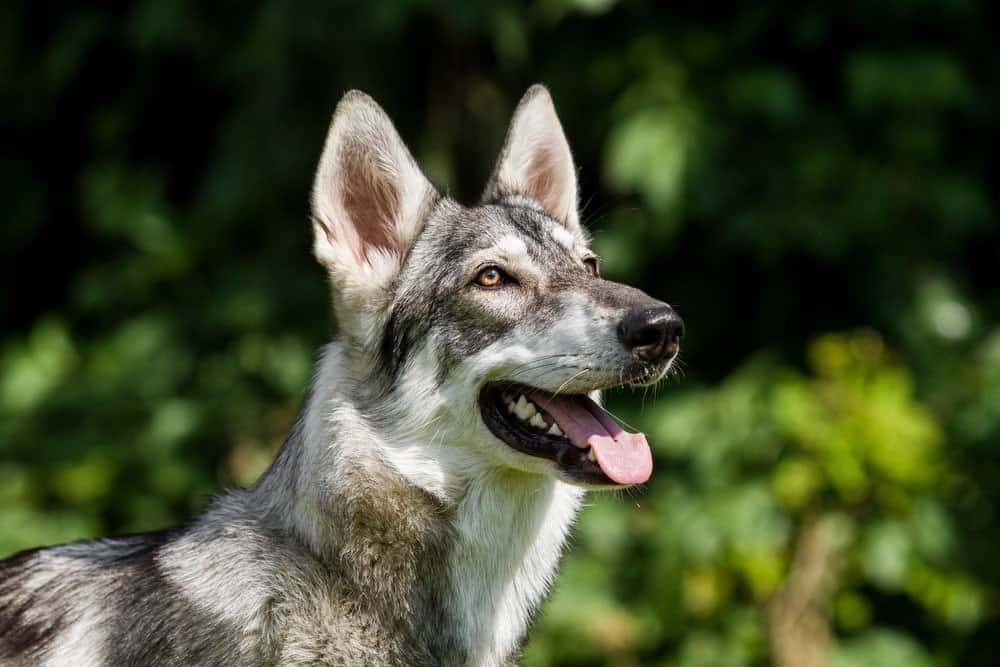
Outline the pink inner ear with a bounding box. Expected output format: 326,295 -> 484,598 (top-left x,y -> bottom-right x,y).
527,145 -> 567,221
339,148 -> 401,259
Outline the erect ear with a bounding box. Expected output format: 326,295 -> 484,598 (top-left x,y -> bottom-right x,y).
482,84 -> 579,231
312,91 -> 437,296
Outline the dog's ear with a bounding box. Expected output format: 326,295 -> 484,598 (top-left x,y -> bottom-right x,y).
483,85 -> 579,231
312,91 -> 437,297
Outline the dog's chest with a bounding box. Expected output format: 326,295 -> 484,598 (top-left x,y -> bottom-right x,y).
271,475 -> 581,666
446,476 -> 583,666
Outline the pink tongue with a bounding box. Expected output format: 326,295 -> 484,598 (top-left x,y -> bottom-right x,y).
529,392 -> 652,485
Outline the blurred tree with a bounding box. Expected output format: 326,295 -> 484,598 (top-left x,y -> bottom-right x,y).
1,1 -> 997,665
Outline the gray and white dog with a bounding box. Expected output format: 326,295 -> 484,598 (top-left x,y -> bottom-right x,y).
0,85 -> 683,666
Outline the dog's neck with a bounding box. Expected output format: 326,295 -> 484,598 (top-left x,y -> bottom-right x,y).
447,468 -> 582,664
252,343 -> 584,665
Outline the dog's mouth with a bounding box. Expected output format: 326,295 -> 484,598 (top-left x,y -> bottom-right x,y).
478,382 -> 652,486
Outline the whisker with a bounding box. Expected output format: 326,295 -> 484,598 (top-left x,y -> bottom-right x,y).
508,361 -> 582,382
594,398 -> 642,433
552,368 -> 591,397
514,364 -> 590,388
504,354 -> 591,377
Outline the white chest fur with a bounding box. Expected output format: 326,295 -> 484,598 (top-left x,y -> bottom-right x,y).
447,473 -> 583,666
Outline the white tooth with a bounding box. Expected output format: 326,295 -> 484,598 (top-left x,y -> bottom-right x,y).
506,400 -> 516,413
548,423 -> 563,437
587,448 -> 597,463
530,413 -> 546,429
524,402 -> 537,419
514,396 -> 531,421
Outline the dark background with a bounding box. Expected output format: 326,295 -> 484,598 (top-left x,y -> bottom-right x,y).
1,2 -> 998,665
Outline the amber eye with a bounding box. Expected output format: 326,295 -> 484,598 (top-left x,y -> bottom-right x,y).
583,256 -> 601,277
474,266 -> 507,288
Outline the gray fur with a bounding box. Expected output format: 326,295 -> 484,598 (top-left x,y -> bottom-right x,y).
0,85 -> 679,666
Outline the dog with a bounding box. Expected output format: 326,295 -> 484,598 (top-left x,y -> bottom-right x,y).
0,84 -> 683,666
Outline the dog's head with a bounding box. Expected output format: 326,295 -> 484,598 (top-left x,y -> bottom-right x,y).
311,85 -> 682,489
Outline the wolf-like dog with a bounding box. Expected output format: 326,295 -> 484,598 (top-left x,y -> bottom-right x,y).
0,85 -> 683,666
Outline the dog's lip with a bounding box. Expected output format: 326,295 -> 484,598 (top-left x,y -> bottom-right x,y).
523,363 -> 669,393
477,381 -> 652,486
623,365 -> 666,387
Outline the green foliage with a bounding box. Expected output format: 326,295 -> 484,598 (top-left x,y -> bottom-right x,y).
527,331 -> 985,665
1,1 -> 997,665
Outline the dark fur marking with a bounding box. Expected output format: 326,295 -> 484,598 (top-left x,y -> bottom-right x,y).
0,548 -> 65,663
102,532 -> 246,667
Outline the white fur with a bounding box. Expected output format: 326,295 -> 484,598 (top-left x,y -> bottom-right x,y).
376,343 -> 472,499
449,473 -> 582,666
502,194 -> 546,214
549,222 -> 577,251
494,234 -> 529,261
15,553 -> 109,666
160,532 -> 273,661
41,606 -> 105,667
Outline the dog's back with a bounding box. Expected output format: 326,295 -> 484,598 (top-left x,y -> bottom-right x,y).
0,529 -> 228,666
0,483 -> 467,666
1,509 -> 282,666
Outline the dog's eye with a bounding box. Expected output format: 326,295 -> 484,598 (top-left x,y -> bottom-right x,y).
474,266 -> 509,289
583,256 -> 601,277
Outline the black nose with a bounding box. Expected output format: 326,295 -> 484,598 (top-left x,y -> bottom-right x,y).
618,305 -> 684,362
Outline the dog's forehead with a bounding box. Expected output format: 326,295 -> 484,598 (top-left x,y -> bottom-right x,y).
425,202 -> 584,262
